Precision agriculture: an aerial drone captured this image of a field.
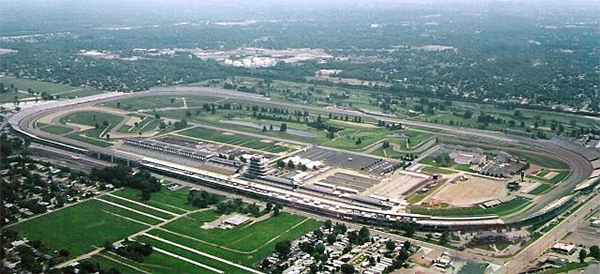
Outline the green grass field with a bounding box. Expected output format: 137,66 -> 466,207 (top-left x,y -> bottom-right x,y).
0,92 -> 36,103
112,187 -> 198,214
527,170 -> 570,185
0,77 -> 104,97
179,127 -> 294,154
8,199 -> 150,257
37,123 -> 73,135
325,128 -> 390,151
97,195 -> 177,220
61,111 -> 123,128
60,111 -> 124,145
147,212 -> 322,266
410,197 -> 531,217
65,132 -> 114,147
529,184 -> 553,195
88,250 -> 221,274
136,236 -> 249,273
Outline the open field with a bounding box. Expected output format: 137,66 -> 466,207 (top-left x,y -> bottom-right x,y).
6,185 -> 321,273
103,95 -> 223,110
60,111 -> 124,129
87,250 -> 221,274
8,199 -> 150,257
112,187 -> 199,213
195,76 -> 600,139
147,212 -> 322,266
37,123 -> 73,135
65,132 -> 114,147
0,92 -> 36,103
179,126 -> 296,154
324,128 -> 390,151
97,195 -> 177,220
0,77 -> 104,97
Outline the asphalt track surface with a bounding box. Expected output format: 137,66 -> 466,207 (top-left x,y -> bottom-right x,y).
9,87 -> 596,224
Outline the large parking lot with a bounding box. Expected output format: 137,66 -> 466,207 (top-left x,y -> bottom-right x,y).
297,147 -> 398,176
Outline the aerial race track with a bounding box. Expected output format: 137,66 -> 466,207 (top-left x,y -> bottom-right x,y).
8,87 -> 597,230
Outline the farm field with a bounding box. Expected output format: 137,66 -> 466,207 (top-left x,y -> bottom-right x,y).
179,126 -> 296,154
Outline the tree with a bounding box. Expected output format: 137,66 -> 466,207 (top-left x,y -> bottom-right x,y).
141,189 -> 151,201
386,240 -> 396,251
358,227 -> 370,243
341,264 -> 355,274
404,225 -> 415,237
276,160 -> 285,168
275,240 -> 291,257
287,160 -> 295,169
589,245 -> 600,260
116,102 -> 121,108
59,249 -> 70,258
327,233 -> 337,244
280,123 -> 287,132
579,249 -> 587,263
324,220 -> 333,230
262,125 -> 267,132
439,231 -> 450,245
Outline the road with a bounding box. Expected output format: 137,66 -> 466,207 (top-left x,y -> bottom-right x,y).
504,193 -> 600,274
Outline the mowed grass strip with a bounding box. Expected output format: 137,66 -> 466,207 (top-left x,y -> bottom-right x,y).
38,124 -> 73,135
136,236 -> 247,274
162,212 -> 305,250
89,250 -> 221,274
97,195 -> 177,220
113,187 -> 197,213
529,184 -> 553,195
8,199 -> 149,257
149,216 -> 322,266
410,197 -> 531,217
61,111 -> 123,128
179,127 -> 291,154
65,132 -> 113,147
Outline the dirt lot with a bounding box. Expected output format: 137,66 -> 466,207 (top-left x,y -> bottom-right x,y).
427,175 -> 508,207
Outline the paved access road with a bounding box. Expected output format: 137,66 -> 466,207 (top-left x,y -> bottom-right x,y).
504,193 -> 600,274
